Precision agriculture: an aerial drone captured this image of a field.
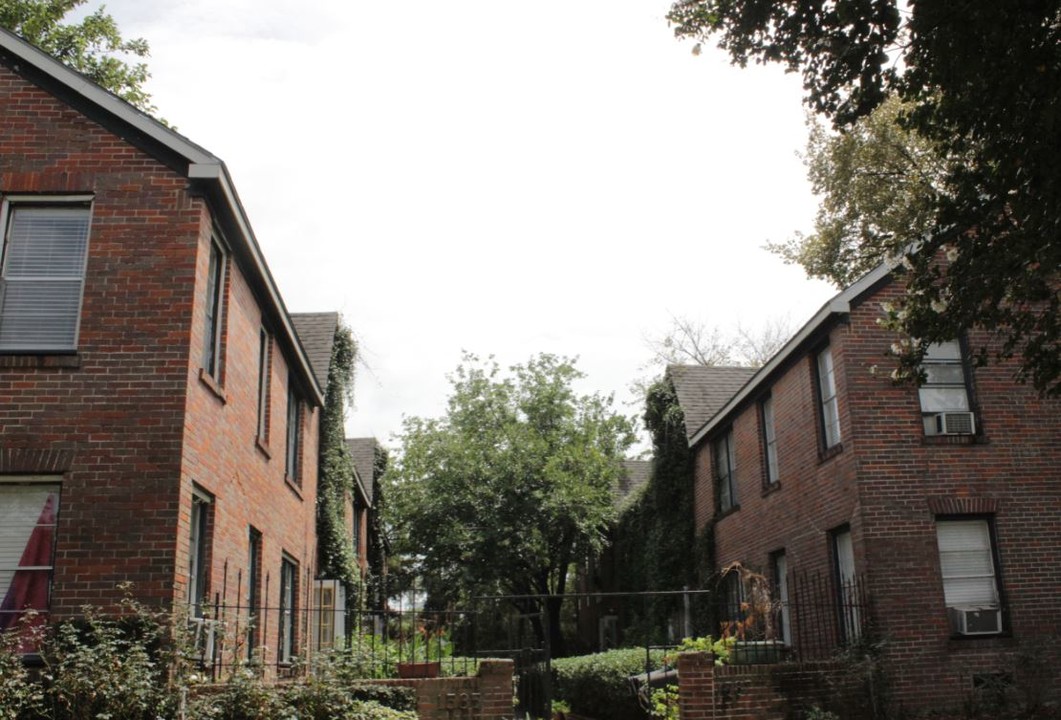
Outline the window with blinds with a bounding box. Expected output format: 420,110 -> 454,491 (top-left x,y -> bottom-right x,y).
936,519 -> 1000,608
0,203 -> 91,352
936,518 -> 1003,635
0,483 -> 61,632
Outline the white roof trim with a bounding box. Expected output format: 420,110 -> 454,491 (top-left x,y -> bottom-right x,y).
688,263 -> 892,447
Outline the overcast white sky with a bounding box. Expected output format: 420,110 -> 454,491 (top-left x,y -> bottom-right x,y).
94,0 -> 837,449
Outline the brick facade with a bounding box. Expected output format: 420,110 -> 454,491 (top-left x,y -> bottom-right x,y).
690,271 -> 1061,712
0,34 -> 322,670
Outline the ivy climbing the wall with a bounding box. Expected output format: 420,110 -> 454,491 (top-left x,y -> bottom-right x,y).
316,320 -> 359,586
614,374 -> 712,639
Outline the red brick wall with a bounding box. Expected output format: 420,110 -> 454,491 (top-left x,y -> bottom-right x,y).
678,652 -> 861,720
692,275 -> 1061,711
365,659 -> 514,720
0,58 -> 320,666
178,220 -> 319,665
1,60 -> 199,610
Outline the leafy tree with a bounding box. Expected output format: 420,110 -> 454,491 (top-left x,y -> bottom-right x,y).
767,96 -> 947,287
0,0 -> 155,112
386,353 -> 635,654
668,0 -> 1060,395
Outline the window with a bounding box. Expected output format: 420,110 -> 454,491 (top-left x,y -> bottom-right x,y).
714,430 -> 737,513
719,568 -> 744,629
285,375 -> 301,485
201,238 -> 226,378
0,482 -> 60,633
352,497 -> 362,558
920,340 -> 974,435
832,527 -> 861,642
246,527 -> 262,660
256,329 -> 271,442
278,555 -> 298,664
936,518 -> 1002,635
771,550 -> 791,646
0,201 -> 91,352
188,490 -> 212,618
816,347 -> 841,449
761,395 -> 779,486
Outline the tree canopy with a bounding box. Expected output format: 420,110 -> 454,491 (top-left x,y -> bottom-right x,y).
385,353 -> 635,651
767,96 -> 946,287
669,0 -> 1060,394
0,0 -> 155,112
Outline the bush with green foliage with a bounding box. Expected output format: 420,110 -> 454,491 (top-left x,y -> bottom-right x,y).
43,598 -> 175,720
552,648 -> 665,720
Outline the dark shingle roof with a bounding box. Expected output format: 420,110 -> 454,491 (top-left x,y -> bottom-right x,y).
290,313 -> 338,392
668,365 -> 757,443
619,460 -> 652,505
346,438 -> 378,505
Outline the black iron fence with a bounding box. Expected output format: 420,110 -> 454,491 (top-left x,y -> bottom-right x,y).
184,571 -> 868,718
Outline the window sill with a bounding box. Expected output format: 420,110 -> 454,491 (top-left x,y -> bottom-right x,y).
198,368 -> 227,403
762,482 -> 782,497
0,352 -> 80,369
255,437 -> 271,459
285,476 -> 303,500
716,504 -> 741,520
818,443 -> 843,463
922,434 -> 984,446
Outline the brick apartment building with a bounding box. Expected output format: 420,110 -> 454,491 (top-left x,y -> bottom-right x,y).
680,263 -> 1060,710
0,27 -> 323,667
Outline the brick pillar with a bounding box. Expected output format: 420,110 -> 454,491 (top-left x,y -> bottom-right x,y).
477,659 -> 514,719
678,651 -> 714,720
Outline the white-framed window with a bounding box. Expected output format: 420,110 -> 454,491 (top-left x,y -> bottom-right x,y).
0,199 -> 91,352
761,394 -> 779,485
188,488 -> 212,618
935,518 -> 1002,635
0,480 -> 61,633
832,527 -> 861,642
278,555 -> 298,663
817,347 -> 841,449
714,430 -> 737,513
285,374 -> 301,485
201,237 -> 226,379
256,328 -> 271,442
246,527 -> 262,660
920,340 -> 974,435
771,550 -> 791,646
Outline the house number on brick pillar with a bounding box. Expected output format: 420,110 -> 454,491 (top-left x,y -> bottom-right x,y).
437,692 -> 481,718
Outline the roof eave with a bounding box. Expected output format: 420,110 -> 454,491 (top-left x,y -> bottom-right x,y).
190,163 -> 324,406
688,263 -> 892,447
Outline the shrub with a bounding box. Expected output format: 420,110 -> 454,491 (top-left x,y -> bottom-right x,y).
0,622 -> 44,720
185,668 -> 290,720
552,648 -> 665,720
348,685 -> 417,712
43,599 -> 175,720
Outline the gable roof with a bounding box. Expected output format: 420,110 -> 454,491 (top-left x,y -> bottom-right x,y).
668,365 -> 758,442
290,313 -> 338,392
687,262 -> 893,447
346,438 -> 378,506
619,459 -> 652,503
0,27 -> 323,406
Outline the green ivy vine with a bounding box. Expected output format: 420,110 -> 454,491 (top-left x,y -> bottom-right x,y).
613,375 -> 705,638
316,320 -> 358,586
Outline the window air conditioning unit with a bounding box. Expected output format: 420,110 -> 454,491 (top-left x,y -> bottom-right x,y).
947,606 -> 1001,636
935,411 -> 976,435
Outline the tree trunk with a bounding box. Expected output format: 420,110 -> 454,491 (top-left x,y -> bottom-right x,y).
546,594 -> 565,658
